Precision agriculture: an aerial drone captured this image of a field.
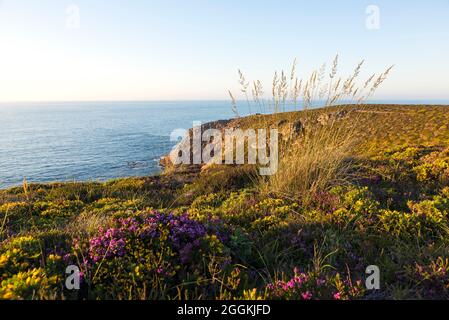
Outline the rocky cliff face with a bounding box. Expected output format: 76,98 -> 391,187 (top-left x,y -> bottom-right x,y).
160,108 -> 352,172
160,119 -> 233,171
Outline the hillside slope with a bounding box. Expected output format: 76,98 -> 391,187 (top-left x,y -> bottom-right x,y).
2,104 -> 449,300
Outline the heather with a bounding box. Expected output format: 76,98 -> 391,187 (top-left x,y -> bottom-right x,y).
3,105 -> 449,300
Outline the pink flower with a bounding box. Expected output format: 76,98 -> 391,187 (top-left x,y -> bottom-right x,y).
333,292 -> 342,300
301,291 -> 312,300
286,279 -> 295,289
316,278 -> 326,286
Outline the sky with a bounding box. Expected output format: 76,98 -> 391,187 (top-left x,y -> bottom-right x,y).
0,0 -> 448,102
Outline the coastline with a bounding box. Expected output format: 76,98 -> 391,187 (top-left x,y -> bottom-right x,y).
3,103 -> 449,191
4,104 -> 449,299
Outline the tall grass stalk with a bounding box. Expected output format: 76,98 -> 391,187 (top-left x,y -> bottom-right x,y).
230,55 -> 393,202
259,111 -> 358,202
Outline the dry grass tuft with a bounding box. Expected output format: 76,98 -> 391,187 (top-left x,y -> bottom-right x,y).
259,114 -> 358,202
66,211 -> 112,238
231,54 -> 393,113
230,55 -> 393,202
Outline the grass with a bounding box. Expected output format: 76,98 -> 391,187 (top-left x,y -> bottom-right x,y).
260,119 -> 356,203
229,56 -> 393,204
2,48 -> 449,301
2,104 -> 449,300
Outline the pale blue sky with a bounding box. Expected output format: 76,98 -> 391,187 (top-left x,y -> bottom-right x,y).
0,0 -> 448,101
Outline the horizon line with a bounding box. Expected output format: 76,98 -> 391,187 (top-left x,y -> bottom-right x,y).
1,98 -> 449,104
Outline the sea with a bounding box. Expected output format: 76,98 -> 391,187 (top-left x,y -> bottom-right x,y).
0,100 -> 448,189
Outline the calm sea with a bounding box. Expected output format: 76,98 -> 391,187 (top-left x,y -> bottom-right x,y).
0,100 -> 448,189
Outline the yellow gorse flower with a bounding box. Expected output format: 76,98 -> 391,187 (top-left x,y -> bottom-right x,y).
0,254 -> 8,268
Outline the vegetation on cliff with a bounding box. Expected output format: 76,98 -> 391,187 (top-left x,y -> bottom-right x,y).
2,104 -> 449,300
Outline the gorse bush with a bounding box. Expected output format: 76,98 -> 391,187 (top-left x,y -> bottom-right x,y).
0,235 -> 66,299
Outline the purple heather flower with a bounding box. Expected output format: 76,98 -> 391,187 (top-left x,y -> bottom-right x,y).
63,253 -> 72,263
89,227 -> 126,263
301,291 -> 312,300
286,279 -> 295,289
316,278 -> 326,286
85,211 -> 226,267
79,271 -> 85,284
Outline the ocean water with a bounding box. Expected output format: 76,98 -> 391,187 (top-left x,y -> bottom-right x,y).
0,101 -> 243,189
1,100 -> 448,189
